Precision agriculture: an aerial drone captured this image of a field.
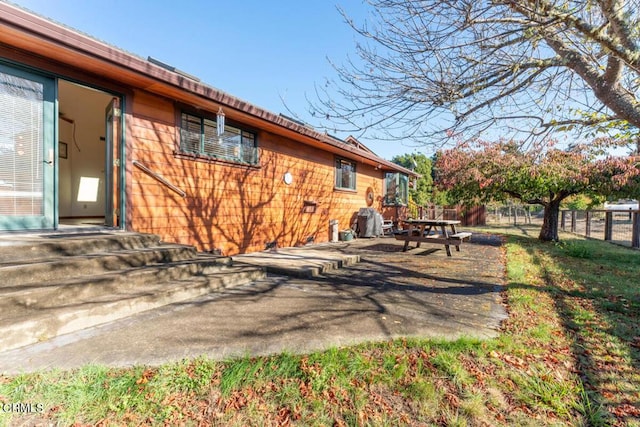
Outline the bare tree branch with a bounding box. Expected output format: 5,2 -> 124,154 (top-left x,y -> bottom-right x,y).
309,0 -> 640,146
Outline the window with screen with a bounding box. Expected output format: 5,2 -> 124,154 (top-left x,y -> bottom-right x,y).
180,112 -> 258,165
335,158 -> 356,190
384,172 -> 408,205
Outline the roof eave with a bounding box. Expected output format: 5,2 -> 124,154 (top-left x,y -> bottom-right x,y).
0,2 -> 414,175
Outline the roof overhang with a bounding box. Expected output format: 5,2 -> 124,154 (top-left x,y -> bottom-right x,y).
0,2 -> 417,177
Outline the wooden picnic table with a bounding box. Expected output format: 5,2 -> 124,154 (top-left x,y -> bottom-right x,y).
394,219 -> 472,256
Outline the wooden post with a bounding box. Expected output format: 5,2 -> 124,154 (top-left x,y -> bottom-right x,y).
585,211 -> 591,238
571,210 -> 577,233
605,211 -> 613,241
632,212 -> 640,249
560,210 -> 566,231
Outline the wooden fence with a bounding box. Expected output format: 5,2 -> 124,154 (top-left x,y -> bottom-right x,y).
406,202 -> 486,226
560,209 -> 640,248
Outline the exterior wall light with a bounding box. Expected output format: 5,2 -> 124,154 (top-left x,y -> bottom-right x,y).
283,172 -> 293,185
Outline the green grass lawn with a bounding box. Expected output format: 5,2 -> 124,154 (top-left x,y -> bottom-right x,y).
1,225 -> 639,426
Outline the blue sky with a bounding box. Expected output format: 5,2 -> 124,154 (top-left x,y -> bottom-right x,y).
9,0 -> 422,160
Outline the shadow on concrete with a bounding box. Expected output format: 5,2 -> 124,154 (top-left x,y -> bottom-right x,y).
0,233 -> 507,373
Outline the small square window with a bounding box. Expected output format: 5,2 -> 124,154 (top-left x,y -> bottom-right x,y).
335,158 -> 356,190
384,172 -> 408,205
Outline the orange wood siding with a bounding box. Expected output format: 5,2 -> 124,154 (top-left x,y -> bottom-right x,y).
127,92 -> 387,255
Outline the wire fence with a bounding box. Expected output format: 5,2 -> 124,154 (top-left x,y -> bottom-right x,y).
487,206 -> 640,248
486,206 -> 541,226
560,210 -> 640,248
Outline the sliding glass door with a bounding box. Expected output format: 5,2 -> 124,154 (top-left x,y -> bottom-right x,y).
0,64 -> 55,230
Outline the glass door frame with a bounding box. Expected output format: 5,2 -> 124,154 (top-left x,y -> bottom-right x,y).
0,62 -> 56,231
105,97 -> 124,229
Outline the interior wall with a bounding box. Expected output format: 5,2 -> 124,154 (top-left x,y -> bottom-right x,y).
58,81 -> 112,217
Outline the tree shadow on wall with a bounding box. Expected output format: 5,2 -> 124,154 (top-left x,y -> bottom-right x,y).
132,132 -> 340,255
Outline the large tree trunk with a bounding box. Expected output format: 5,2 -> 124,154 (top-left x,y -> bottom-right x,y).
539,199 -> 562,241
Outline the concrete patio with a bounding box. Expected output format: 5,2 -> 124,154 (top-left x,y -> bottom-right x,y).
0,233 -> 507,374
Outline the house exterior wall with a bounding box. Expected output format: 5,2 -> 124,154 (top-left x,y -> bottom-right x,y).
127,91 -> 386,255
0,3 -> 416,251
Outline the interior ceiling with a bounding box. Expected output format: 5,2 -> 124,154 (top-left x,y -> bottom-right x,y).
58,80 -> 112,118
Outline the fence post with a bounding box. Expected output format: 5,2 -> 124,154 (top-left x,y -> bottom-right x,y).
585,211 -> 591,238
571,210 -> 577,233
605,211 -> 613,241
560,210 -> 566,231
633,212 -> 640,249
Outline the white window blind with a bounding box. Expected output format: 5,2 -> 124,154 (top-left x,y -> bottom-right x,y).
0,72 -> 44,216
180,111 -> 258,165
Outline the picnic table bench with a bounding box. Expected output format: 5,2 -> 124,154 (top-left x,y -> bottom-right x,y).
394,219 -> 472,256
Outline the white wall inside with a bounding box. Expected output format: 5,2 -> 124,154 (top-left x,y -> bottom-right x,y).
58,81 -> 113,218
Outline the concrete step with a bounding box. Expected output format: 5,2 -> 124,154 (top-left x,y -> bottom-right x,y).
0,232 -> 161,263
0,263 -> 265,351
0,231 -> 267,352
0,256 -> 235,303
235,248 -> 361,278
0,244 -> 200,287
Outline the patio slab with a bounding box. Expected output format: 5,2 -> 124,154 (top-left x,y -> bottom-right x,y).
0,234 -> 508,374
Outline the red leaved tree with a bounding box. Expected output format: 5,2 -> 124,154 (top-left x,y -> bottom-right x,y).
435,140 -> 640,241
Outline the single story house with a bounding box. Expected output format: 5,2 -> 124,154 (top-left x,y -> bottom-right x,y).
0,2 -> 417,255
